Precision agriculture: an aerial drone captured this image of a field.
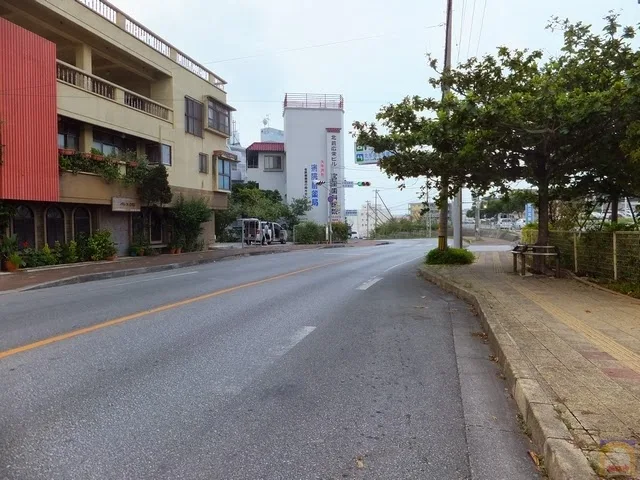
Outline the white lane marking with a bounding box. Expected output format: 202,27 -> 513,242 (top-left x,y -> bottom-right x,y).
323,252 -> 370,256
274,326 -> 317,356
100,270 -> 199,288
383,255 -> 425,273
357,277 -> 383,290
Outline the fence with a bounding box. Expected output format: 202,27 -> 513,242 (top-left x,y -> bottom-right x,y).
372,228 -> 521,242
523,230 -> 640,283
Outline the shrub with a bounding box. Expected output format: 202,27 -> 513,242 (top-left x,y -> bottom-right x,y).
62,240 -> 79,264
87,230 -> 117,261
171,195 -> 213,252
40,244 -> 58,265
295,221 -> 325,244
425,247 -> 475,265
331,222 -> 350,242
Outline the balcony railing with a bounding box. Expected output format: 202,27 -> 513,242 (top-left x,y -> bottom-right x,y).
57,61 -> 172,122
73,0 -> 226,91
283,93 -> 344,111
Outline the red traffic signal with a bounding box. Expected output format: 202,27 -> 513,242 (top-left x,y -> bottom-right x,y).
356,181 -> 371,187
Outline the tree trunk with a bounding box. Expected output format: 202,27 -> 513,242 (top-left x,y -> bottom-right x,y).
610,193 -> 619,223
437,177 -> 449,251
534,179 -> 550,274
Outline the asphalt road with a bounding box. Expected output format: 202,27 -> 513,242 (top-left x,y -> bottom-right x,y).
0,240 -> 538,479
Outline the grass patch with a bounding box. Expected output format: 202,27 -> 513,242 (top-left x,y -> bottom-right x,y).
595,280 -> 640,299
425,247 -> 475,265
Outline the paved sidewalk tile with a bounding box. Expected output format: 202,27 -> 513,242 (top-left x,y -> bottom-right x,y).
429,252 -> 640,477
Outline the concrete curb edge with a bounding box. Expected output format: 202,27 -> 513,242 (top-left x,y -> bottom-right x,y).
565,270 -> 640,306
418,265 -> 598,480
19,244 -> 349,292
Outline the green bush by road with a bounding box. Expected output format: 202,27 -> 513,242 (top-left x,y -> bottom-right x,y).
425,248 -> 475,265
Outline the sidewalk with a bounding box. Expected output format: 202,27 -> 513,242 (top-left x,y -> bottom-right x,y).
0,241 -> 384,293
421,251 -> 640,480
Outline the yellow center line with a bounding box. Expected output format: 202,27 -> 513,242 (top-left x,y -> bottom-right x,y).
0,258 -> 355,361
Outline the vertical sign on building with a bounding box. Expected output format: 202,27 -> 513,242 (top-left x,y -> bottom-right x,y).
524,203 -> 535,224
310,164 -> 319,207
327,131 -> 341,222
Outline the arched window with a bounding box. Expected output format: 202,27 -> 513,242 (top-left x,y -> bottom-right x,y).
73,207 -> 91,239
12,205 -> 35,249
45,207 -> 65,247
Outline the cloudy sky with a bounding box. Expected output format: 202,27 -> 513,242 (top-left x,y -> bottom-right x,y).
111,0 -> 636,216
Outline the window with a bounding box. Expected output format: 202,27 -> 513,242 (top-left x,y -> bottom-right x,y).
185,97 -> 203,137
264,155 -> 282,171
45,206 -> 65,247
146,143 -> 172,166
199,153 -> 209,173
92,129 -> 136,155
57,117 -> 80,151
73,207 -> 91,239
12,205 -> 35,249
217,158 -> 231,190
247,152 -> 259,169
207,99 -> 231,135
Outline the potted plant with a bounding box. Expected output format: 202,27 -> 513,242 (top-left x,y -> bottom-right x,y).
58,147 -> 76,156
81,152 -> 93,159
4,252 -> 24,272
128,244 -> 138,257
90,147 -> 104,161
1,234 -> 19,271
175,234 -> 185,254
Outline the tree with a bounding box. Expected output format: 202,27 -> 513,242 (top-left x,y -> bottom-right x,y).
353,93 -> 507,250
550,14 -> 640,222
139,164 -> 172,206
441,45 -> 610,251
282,197 -> 311,230
466,190 -> 537,218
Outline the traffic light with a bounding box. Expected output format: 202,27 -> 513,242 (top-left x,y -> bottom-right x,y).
356,181 -> 371,187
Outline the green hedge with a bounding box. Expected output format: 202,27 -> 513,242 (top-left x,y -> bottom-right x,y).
425,247 -> 475,265
295,221 -> 325,244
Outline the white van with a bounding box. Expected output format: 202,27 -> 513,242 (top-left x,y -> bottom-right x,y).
497,214 -> 513,230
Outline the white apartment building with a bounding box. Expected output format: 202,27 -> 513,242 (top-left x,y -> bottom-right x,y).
357,203 -> 383,238
246,93 -> 345,225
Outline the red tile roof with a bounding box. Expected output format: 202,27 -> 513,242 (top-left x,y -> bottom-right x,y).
246,142 -> 285,152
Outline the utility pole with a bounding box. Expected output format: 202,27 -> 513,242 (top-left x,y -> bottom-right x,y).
475,195 -> 481,240
426,180 -> 432,238
374,189 -> 379,238
438,0 -> 454,251
366,201 -> 371,238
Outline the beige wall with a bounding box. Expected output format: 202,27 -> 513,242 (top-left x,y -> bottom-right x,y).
15,0 -> 233,208
59,171 -> 138,205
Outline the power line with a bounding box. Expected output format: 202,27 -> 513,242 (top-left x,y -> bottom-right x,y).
466,0 -> 478,59
456,0 -> 467,65
202,23 -> 445,65
475,0 -> 488,57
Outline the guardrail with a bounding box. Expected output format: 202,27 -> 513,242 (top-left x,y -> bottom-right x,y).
57,61 -> 172,122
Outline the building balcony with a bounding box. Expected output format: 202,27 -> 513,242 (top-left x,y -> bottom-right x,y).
56,60 -> 174,140
57,60 -> 172,121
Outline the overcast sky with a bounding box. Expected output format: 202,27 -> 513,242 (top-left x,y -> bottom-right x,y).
111,0 -> 636,216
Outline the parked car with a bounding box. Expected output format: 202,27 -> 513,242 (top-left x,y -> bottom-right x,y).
514,218 -> 527,229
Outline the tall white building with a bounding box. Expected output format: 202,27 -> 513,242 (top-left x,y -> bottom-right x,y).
357,203 -> 383,238
245,93 -> 345,225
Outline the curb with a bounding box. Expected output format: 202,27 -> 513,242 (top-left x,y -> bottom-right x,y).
19,244 -> 347,292
418,265 -> 598,480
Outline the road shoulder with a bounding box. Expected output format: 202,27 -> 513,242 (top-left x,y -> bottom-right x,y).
419,259 -> 600,480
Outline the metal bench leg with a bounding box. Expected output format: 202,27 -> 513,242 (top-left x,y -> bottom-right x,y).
555,256 -> 560,278
520,254 -> 526,276
513,254 -> 518,273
